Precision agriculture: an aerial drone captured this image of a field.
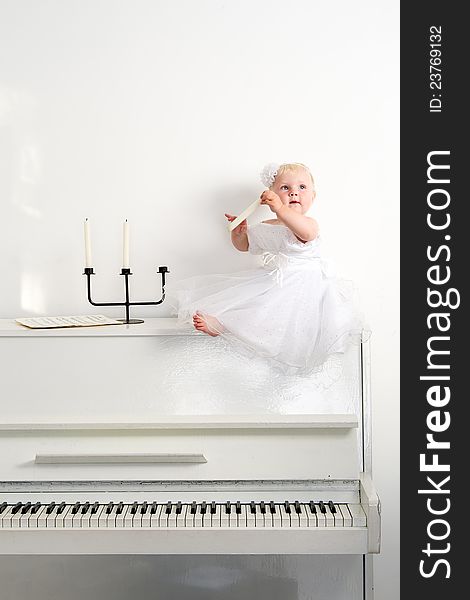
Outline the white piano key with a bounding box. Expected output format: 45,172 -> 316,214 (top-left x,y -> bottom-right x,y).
0,506 -> 15,528
132,506 -> 145,528
90,504 -> 105,527
36,505 -> 51,528
271,504 -> 282,528
122,505 -> 134,528
304,503 -> 317,527
150,503 -> 163,528
80,504 -> 93,528
158,504 -> 170,528
290,504 -> 301,528
23,503 -> 41,527
228,504 -> 238,528
220,503 -> 230,528
72,506 -> 84,528
141,505 -> 152,528
348,504 -> 367,527
298,504 -> 309,527
114,503 -> 126,527
211,504 -> 221,528
339,504 -> 353,527
99,504 -> 113,528
131,504 -> 142,528
234,502 -> 243,528
316,505 -> 327,528
279,503 -> 291,528
27,505 -> 47,528
194,504 -> 204,528
256,503 -> 267,528
167,503 -> 180,528
183,504 -> 194,528
47,504 -> 61,528
324,505 -> 335,527
57,505 -> 73,528
11,507 -> 23,528
17,510 -> 32,529
333,503 -> 344,527
123,504 -> 138,528
63,505 -> 77,528
245,504 -> 255,528
44,506 -> 58,528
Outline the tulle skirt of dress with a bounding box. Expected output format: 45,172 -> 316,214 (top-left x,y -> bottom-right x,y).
168,259 -> 368,379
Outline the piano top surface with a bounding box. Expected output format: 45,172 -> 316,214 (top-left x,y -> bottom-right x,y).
0,318 -> 195,337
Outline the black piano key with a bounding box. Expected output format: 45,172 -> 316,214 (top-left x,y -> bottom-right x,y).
72,502 -> 81,515
131,501 -> 138,515
150,501 -> 158,514
236,501 -> 241,515
191,501 -> 197,515
210,501 -> 217,515
250,501 -> 256,514
21,502 -> 32,514
106,502 -> 114,514
91,502 -> 100,515
81,502 -> 91,515
46,502 -> 56,515
12,502 -> 23,514
176,501 -> 182,515
225,501 -> 231,514
31,502 -> 42,515
284,501 -> 291,514
165,501 -> 172,515
0,502 -> 8,514
328,500 -> 336,513
57,502 -> 66,515
259,501 -> 266,514
308,500 -> 317,514
200,501 -> 207,515
294,501 -> 301,514
140,501 -> 148,515
116,502 -> 124,515
319,501 -> 326,514
269,501 -> 276,514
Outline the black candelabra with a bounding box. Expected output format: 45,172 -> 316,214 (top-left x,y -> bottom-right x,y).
83,266 -> 169,324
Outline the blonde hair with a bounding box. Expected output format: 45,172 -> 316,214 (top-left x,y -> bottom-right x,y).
272,163 -> 315,190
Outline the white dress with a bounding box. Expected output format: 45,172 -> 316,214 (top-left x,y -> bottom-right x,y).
170,222 -> 366,377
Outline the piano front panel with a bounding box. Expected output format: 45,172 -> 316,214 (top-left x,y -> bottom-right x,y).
0,425 -> 359,482
1,329 -> 362,421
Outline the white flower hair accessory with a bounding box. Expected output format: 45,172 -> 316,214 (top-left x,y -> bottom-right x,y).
260,163 -> 280,188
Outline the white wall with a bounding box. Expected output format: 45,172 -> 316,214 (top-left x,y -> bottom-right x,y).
0,1 -> 399,598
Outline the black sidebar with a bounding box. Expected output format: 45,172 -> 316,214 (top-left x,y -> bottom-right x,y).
401,2 -> 466,597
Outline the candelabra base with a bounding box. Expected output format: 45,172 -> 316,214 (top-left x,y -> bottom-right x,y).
117,318 -> 145,324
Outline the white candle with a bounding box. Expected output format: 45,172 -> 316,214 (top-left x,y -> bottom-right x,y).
123,219 -> 130,268
227,198 -> 261,232
84,218 -> 92,267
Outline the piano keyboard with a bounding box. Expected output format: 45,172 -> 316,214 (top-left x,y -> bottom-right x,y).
1,500 -> 366,529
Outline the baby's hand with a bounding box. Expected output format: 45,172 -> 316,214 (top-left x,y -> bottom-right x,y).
225,213 -> 247,236
260,190 -> 283,213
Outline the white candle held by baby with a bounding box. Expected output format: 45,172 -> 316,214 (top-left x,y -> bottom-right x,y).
84,218 -> 92,267
227,198 -> 261,232
123,219 -> 130,268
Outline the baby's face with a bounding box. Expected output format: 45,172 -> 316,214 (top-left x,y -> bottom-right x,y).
271,168 -> 315,214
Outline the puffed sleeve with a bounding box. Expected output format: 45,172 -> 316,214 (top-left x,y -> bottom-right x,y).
247,224 -> 264,255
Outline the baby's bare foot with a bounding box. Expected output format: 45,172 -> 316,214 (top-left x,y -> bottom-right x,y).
192,311 -> 223,337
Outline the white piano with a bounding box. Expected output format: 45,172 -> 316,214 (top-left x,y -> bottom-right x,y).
0,318 -> 380,598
